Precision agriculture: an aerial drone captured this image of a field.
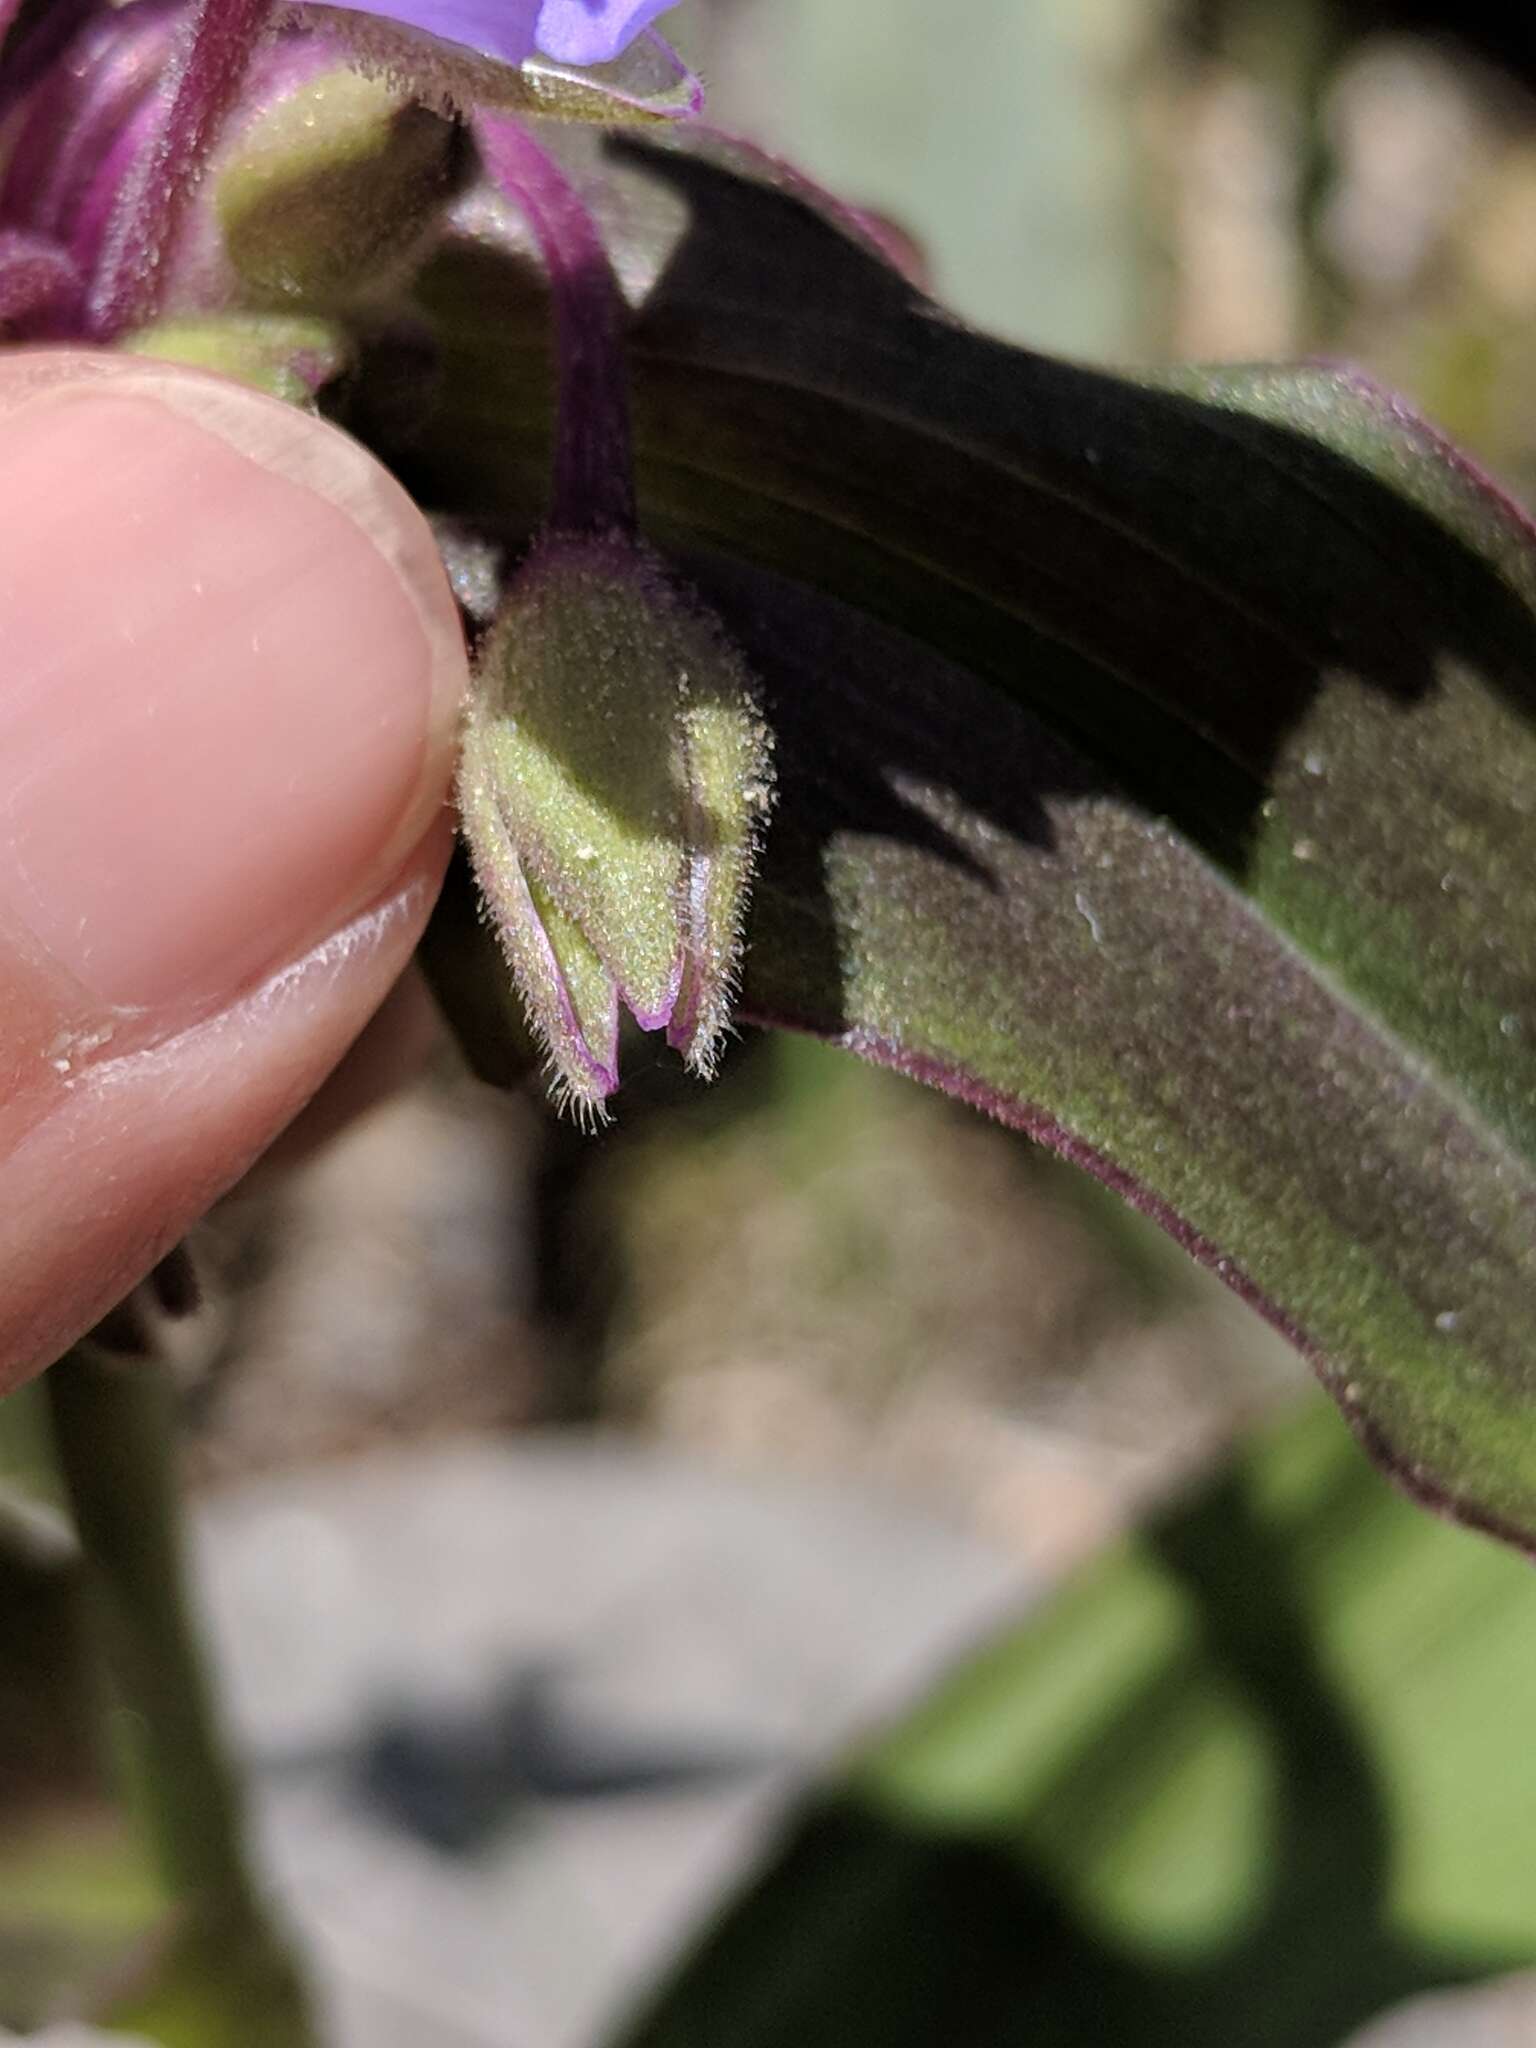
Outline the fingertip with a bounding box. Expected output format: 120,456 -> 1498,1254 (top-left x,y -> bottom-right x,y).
0,348 -> 465,1018
0,824 -> 452,1391
0,350 -> 470,1385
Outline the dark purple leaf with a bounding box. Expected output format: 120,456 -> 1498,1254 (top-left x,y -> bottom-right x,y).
380,126 -> 1536,1546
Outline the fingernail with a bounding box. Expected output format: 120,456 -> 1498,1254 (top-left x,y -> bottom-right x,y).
0,356 -> 465,1014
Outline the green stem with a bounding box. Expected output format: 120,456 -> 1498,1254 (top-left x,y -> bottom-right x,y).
46,1346 -> 316,2045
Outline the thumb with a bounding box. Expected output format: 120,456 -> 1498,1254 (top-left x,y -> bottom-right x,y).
0,349 -> 466,1389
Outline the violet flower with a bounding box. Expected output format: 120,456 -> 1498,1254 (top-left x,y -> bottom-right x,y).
321,0 -> 678,69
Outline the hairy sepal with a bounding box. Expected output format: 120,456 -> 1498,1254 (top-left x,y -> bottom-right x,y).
457,532 -> 772,1117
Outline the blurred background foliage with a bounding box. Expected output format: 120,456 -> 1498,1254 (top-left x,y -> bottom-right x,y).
9,0 -> 1536,2041
616,1397 -> 1536,2048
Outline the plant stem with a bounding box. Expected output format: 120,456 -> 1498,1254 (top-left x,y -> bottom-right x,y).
473,113 -> 637,536
85,0 -> 271,338
46,1345 -> 316,2044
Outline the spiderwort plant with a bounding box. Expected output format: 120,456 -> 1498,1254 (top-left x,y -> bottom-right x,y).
6,0 -> 1536,1576
12,0 -> 1536,2037
0,5 -> 742,2034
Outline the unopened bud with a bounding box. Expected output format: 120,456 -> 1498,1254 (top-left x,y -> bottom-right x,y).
214,66 -> 460,308
457,534 -> 774,1119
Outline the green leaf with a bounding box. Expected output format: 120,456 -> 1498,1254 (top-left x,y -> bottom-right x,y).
611,1396 -> 1536,2048
387,132 -> 1536,1543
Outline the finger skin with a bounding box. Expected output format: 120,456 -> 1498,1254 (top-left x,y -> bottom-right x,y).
0,351 -> 468,1386
252,962 -> 445,1177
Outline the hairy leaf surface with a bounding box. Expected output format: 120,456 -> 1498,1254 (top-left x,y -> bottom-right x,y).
387,128 -> 1536,1542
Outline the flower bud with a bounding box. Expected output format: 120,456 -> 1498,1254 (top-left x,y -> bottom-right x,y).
457,534 -> 773,1119
213,65 -> 460,308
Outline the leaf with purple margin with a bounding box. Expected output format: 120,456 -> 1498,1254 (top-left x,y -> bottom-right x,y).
384,128 -> 1536,1545
709,554 -> 1536,1550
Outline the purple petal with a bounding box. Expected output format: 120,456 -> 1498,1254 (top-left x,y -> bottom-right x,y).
315,0 -> 673,69
532,0 -> 675,66
327,0 -> 541,63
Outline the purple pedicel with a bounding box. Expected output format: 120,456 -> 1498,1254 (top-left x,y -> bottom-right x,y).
0,2 -> 181,336
68,95 -> 178,288
473,112 -> 635,536
0,0 -> 102,120
85,0 -> 274,338
0,2 -> 180,248
0,0 -> 349,337
0,229 -> 79,329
